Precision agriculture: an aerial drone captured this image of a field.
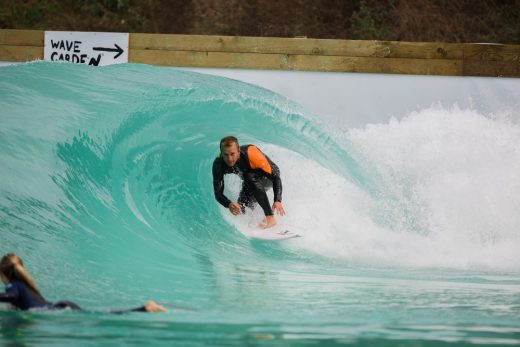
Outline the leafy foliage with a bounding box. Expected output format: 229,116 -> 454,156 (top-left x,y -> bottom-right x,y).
1,0 -> 518,43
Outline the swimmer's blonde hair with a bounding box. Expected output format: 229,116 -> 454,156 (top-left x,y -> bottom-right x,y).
1,253 -> 41,296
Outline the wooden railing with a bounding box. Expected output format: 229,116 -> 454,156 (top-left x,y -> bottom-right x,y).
1,29 -> 519,77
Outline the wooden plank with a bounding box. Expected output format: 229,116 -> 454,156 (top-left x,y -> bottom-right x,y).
129,49 -> 463,76
463,60 -> 520,77
462,44 -> 520,77
0,29 -> 44,46
1,29 -> 518,77
0,45 -> 43,61
130,33 -> 464,60
372,41 -> 463,60
130,49 -> 284,70
464,44 -> 520,62
289,54 -> 463,75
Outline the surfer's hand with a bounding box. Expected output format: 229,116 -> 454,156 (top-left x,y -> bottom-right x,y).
229,202 -> 241,215
272,201 -> 285,216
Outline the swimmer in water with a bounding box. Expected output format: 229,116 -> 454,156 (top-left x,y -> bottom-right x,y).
0,253 -> 167,313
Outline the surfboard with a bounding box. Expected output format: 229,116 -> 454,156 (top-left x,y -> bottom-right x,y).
246,228 -> 301,241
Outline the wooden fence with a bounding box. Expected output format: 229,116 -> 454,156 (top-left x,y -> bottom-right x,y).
1,29 -> 519,77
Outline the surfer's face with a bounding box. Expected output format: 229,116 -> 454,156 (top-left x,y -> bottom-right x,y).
221,143 -> 240,167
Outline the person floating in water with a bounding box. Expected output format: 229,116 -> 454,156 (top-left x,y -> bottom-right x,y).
212,136 -> 286,229
0,253 -> 167,313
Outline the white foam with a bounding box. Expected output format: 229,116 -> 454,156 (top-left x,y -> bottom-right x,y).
221,113 -> 520,271
346,106 -> 520,270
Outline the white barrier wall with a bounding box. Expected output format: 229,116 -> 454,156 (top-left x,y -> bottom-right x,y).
181,67 -> 520,129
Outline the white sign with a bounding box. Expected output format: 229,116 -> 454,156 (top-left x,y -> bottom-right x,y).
44,31 -> 129,66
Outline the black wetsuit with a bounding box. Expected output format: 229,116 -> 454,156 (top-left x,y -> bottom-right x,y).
212,144 -> 282,216
0,279 -> 52,311
0,279 -> 146,314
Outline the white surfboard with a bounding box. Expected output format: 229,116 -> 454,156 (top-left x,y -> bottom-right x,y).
245,228 -> 301,241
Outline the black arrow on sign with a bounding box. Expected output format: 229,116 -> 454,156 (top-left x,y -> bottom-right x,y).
92,44 -> 124,59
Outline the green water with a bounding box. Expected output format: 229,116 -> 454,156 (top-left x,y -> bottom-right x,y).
1,62 -> 519,346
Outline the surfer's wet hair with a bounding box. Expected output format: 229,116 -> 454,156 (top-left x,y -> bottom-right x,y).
220,136 -> 239,151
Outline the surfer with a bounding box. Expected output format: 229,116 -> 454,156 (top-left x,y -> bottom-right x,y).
0,253 -> 167,313
212,136 -> 285,229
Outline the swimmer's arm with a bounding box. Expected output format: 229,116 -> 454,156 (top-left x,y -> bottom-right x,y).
0,284 -> 19,304
109,306 -> 147,314
110,301 -> 167,314
0,292 -> 16,303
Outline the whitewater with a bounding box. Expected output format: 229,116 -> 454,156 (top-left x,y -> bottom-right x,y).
1,61 -> 519,346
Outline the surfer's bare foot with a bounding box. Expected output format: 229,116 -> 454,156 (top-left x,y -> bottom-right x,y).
144,300 -> 168,313
259,215 -> 276,229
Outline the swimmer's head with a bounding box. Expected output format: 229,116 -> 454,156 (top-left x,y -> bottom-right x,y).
1,253 -> 40,294
220,136 -> 240,167
0,253 -> 23,281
